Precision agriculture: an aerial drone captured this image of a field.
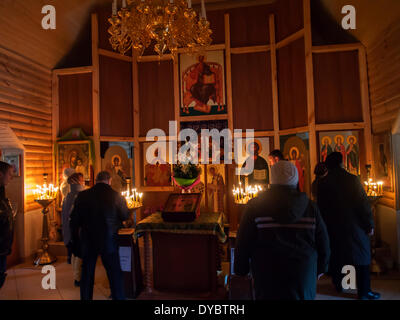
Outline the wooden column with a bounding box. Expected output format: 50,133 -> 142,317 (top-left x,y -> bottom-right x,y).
358,46 -> 373,172
51,72 -> 59,182
173,57 -> 181,134
132,50 -> 142,219
224,13 -> 236,231
91,13 -> 101,174
303,0 -> 317,173
269,14 -> 280,149
224,13 -> 233,134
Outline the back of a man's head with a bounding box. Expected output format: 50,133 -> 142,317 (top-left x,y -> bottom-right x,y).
96,171 -> 111,184
0,161 -> 11,175
325,152 -> 343,170
269,149 -> 284,160
0,161 -> 12,186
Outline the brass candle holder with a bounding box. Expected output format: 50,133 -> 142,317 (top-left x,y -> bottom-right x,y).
33,173 -> 58,265
364,166 -> 385,274
121,178 -> 143,228
232,183 -> 262,205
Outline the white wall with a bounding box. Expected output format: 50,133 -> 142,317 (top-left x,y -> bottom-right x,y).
376,204 -> 399,268
23,209 -> 43,258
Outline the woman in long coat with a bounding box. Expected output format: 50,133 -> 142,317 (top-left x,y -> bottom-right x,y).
62,173 -> 84,286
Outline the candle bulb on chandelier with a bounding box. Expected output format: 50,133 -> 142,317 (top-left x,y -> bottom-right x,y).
112,0 -> 117,16
201,0 -> 206,19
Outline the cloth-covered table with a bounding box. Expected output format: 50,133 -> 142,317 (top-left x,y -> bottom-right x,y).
134,212 -> 227,242
135,212 -> 227,295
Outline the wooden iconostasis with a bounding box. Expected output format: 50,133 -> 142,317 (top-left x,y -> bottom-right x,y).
52,0 -> 374,230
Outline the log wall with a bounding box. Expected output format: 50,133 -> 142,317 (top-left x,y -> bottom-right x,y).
367,21 -> 400,133
0,47 -> 52,211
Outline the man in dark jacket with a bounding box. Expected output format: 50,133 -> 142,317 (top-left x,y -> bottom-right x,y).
0,161 -> 14,290
235,161 -> 330,300
70,171 -> 129,300
317,152 -> 380,300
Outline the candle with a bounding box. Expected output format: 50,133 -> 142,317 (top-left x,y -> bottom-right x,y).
200,0 -> 206,19
33,183 -> 58,200
112,0 -> 117,15
122,0 -> 127,8
187,0 -> 192,8
378,181 -> 383,195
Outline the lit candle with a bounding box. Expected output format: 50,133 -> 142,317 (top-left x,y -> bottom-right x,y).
378,181 -> 383,195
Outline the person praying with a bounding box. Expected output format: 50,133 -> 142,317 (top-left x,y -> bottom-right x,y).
235,160 -> 330,300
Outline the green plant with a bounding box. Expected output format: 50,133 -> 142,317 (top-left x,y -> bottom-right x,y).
173,162 -> 201,179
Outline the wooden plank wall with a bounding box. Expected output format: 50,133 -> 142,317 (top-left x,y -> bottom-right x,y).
58,73 -> 93,136
138,61 -> 175,136
231,52 -> 274,131
99,55 -> 133,137
367,21 -> 400,133
313,50 -> 363,124
276,38 -> 308,130
0,47 -> 52,211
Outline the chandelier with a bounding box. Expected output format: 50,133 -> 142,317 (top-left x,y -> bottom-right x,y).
108,0 -> 213,59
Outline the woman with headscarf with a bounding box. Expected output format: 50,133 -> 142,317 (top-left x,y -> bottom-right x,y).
60,167 -> 75,205
311,162 -> 328,201
62,172 -> 84,286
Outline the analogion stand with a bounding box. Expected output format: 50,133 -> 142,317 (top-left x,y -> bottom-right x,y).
135,212 -> 227,297
118,228 -> 143,299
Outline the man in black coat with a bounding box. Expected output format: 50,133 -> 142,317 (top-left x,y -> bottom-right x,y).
70,171 -> 129,300
0,161 -> 14,290
317,152 -> 380,300
235,161 -> 330,300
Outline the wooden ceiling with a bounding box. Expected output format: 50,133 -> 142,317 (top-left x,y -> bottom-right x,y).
320,0 -> 400,48
0,0 -> 274,70
0,0 -> 399,70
